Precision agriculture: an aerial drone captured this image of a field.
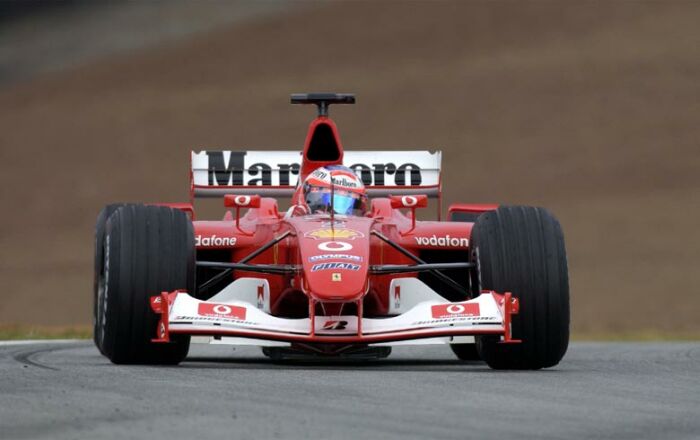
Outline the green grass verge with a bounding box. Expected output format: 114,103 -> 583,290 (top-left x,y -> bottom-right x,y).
0,325 -> 92,340
0,326 -> 697,342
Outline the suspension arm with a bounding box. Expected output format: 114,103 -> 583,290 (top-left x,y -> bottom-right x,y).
197,230 -> 293,294
371,230 -> 471,298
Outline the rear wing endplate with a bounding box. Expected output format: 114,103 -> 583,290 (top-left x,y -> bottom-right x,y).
191,150 -> 442,199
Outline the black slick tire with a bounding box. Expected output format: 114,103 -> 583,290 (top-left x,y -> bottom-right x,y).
472,206 -> 569,370
95,204 -> 194,365
93,203 -> 129,353
448,209 -> 482,361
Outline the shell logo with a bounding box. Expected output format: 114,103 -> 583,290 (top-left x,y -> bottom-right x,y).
305,228 -> 364,240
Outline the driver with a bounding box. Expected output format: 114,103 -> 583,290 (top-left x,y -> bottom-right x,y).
302,166 -> 368,216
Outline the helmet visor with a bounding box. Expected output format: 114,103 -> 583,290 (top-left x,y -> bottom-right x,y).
305,186 -> 367,216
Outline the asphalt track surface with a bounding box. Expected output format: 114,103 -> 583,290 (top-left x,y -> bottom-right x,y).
1,341 -> 698,440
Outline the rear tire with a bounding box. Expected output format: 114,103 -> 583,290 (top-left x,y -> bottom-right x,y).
95,204 -> 194,365
472,206 -> 569,370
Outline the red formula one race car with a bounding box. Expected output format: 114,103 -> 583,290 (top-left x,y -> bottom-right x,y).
93,93 -> 569,369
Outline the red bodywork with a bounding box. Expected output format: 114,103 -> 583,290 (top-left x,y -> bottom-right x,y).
191,114 -> 475,318
193,198 -> 473,318
153,108 -> 519,347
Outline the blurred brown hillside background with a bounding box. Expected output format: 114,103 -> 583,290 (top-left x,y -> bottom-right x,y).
0,1 -> 698,336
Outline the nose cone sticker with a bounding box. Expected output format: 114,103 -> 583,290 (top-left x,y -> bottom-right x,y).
318,241 -> 353,251
309,254 -> 362,263
311,262 -> 361,271
332,273 -> 342,282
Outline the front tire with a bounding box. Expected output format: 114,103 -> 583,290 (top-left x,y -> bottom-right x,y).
93,204 -> 129,354
473,206 -> 569,370
95,204 -> 194,365
448,210 -> 482,361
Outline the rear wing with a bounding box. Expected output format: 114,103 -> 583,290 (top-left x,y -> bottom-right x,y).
191,150 -> 442,199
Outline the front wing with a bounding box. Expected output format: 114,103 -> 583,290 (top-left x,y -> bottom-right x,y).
149,280 -> 519,346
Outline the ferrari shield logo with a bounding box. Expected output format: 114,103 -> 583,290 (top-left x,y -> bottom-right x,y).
332,273 -> 342,282
305,228 -> 364,240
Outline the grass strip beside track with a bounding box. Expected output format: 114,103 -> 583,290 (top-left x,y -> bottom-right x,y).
0,325 -> 697,342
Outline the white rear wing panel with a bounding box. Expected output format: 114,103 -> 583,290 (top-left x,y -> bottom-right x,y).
191,150 -> 442,198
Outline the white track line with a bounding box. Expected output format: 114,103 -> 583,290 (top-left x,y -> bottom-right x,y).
0,339 -> 83,346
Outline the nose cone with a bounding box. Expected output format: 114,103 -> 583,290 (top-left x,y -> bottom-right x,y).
289,217 -> 371,302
